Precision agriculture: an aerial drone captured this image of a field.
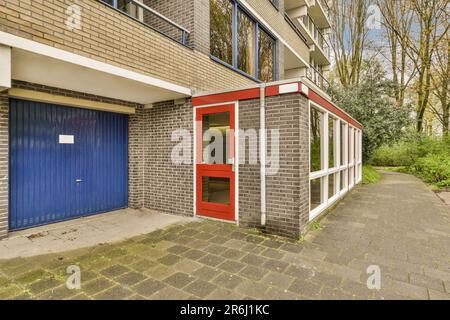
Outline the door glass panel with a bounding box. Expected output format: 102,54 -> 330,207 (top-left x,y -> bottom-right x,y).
202,112 -> 230,164
202,177 -> 230,204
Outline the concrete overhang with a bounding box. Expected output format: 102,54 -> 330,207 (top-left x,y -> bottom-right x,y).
0,31 -> 191,105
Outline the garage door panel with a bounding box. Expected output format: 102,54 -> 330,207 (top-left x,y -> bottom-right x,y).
9,99 -> 128,230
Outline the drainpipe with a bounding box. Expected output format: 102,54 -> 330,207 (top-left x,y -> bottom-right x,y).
260,84 -> 267,227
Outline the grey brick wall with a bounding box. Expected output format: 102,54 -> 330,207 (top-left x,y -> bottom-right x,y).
238,92 -> 310,239
0,93 -> 8,239
128,106 -> 145,209
265,93 -> 309,238
238,99 -> 262,228
143,100 -> 194,217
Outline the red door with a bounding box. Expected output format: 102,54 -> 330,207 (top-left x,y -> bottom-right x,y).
196,105 -> 235,221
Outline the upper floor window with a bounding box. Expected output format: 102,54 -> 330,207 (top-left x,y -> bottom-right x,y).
210,0 -> 234,66
210,0 -> 277,82
269,0 -> 279,9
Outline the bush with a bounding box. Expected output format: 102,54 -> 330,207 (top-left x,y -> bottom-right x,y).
371,135 -> 450,187
362,165 -> 381,184
410,154 -> 450,187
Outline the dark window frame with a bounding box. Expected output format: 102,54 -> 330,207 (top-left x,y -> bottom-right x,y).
269,0 -> 279,11
209,0 -> 278,82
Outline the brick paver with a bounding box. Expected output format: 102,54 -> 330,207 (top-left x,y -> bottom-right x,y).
0,172 -> 449,300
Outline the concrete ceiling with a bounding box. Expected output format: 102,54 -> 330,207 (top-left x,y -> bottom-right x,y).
11,48 -> 191,105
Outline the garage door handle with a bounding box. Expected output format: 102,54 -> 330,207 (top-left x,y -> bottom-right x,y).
75,179 -> 84,183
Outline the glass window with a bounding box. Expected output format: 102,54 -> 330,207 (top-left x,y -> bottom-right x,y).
210,0 -> 234,66
202,112 -> 230,164
104,0 -> 143,20
202,177 -> 230,204
340,170 -> 346,191
210,0 -> 277,81
340,122 -> 346,166
310,108 -> 323,172
237,9 -> 256,76
258,28 -> 275,82
328,174 -> 336,199
310,178 -> 323,211
348,127 -> 354,165
329,117 -> 335,168
349,167 -> 355,187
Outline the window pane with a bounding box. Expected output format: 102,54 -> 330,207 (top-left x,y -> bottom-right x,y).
310,178 -> 323,210
329,118 -> 335,168
340,123 -> 345,166
349,167 -> 354,186
310,108 -> 323,172
237,9 -> 256,76
348,128 -> 354,164
117,0 -> 141,19
258,29 -> 275,82
328,174 -> 336,199
202,112 -> 230,164
210,0 -> 234,65
202,177 -> 230,204
340,170 -> 346,191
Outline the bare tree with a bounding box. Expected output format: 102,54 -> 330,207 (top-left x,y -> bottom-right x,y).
430,31 -> 449,136
377,0 -> 415,108
329,0 -> 370,88
380,0 -> 449,132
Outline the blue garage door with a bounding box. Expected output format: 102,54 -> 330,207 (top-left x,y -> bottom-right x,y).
9,99 -> 128,230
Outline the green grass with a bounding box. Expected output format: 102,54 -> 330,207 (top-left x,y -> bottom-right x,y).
362,165 -> 381,184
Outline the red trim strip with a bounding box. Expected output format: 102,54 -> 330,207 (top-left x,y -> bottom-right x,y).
192,88 -> 261,106
308,90 -> 363,129
192,82 -> 363,129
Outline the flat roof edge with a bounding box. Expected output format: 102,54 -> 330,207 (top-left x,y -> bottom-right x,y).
192,79 -> 363,130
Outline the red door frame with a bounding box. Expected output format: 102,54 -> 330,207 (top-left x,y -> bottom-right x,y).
195,104 -> 236,221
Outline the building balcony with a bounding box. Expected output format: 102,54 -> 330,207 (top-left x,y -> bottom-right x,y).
309,0 -> 331,28
306,65 -> 330,92
285,0 -> 330,29
98,0 -> 190,47
285,1 -> 331,66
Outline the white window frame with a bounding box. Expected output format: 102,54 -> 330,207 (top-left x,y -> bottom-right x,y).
309,101 -> 362,221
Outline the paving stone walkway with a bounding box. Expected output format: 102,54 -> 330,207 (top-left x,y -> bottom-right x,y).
0,171 -> 449,300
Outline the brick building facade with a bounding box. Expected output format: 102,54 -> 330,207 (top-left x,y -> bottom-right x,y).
0,0 -> 362,239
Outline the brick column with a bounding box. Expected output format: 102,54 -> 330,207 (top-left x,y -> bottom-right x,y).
0,93 -> 8,238
128,106 -> 145,209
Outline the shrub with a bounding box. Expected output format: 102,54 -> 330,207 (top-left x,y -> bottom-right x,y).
371,135 -> 450,188
410,154 -> 450,187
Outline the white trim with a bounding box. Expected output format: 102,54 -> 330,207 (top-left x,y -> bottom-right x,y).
259,85 -> 267,227
193,106 -> 197,219
0,31 -> 191,96
234,101 -> 240,225
279,82 -> 299,94
309,99 -> 362,222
